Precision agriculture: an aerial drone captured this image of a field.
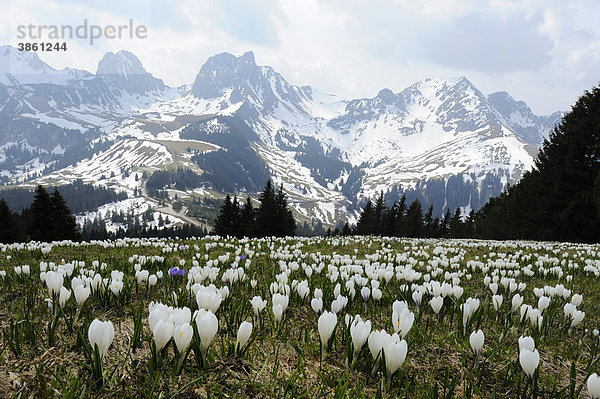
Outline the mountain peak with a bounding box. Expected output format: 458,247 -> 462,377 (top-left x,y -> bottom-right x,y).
191,51 -> 264,99
95,50 -> 166,94
0,45 -> 50,72
488,91 -> 530,113
96,50 -> 147,77
240,50 -> 256,64
376,88 -> 396,104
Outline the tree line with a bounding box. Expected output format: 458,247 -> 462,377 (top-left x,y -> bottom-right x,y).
347,192 -> 473,238
0,184 -> 208,243
213,180 -> 296,238
0,185 -> 80,243
0,179 -> 127,214
80,220 -> 207,241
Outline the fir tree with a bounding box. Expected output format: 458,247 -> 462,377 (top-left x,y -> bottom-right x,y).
373,191 -> 385,234
255,180 -> 278,237
355,200 -> 375,235
214,194 -> 239,237
0,199 -> 23,243
405,199 -> 424,237
448,208 -> 463,238
381,201 -> 398,236
394,194 -> 408,236
464,209 -> 475,238
423,205 -> 435,238
440,208 -> 451,237
341,222 -> 352,236
28,185 -> 53,241
49,189 -> 81,241
240,196 -> 255,237
275,184 -> 296,236
231,196 -> 241,237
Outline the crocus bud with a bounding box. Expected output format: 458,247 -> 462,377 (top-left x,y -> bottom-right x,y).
250,296 -> 266,316
194,309 -> 218,359
361,286 -> 370,302
412,290 -> 422,307
74,284 -> 90,308
45,271 -> 63,297
59,286 -> 71,307
469,330 -> 484,357
88,319 -> 114,360
350,318 -> 371,363
511,294 -> 523,312
492,295 -> 503,311
311,297 -> 323,315
538,296 -> 550,312
236,321 -> 253,353
318,311 -> 337,360
384,338 -> 408,380
518,336 -> 535,353
429,296 -> 443,315
519,348 -> 540,379
272,303 -> 283,324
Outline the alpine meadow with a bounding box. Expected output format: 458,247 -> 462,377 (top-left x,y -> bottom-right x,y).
1,1 -> 600,398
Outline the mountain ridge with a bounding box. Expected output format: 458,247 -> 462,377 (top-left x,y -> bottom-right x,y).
0,46 -> 564,227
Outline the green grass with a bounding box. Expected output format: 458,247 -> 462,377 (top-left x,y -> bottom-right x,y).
0,236 -> 598,398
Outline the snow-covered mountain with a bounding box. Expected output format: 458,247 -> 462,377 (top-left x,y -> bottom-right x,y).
0,45 -> 93,86
487,91 -> 564,147
0,47 -> 563,226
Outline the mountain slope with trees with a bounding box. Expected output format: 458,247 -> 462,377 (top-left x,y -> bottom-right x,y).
349,83 -> 600,243
474,84 -> 600,242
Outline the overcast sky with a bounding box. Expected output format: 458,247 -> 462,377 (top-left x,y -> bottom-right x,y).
2,0 -> 599,114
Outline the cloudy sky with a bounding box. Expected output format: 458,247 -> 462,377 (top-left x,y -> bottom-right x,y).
1,0 -> 599,114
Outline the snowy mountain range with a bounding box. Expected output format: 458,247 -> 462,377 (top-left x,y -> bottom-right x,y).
0,45 -> 563,227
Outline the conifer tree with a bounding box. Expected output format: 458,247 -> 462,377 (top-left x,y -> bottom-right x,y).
255,180 -> 278,237
231,196 -> 241,236
423,205 -> 435,238
240,196 -> 255,237
440,208 -> 451,237
0,199 -> 23,243
405,199 -> 424,237
381,201 -> 399,236
341,222 -> 352,236
275,184 -> 296,236
355,200 -> 375,235
49,189 -> 80,241
28,185 -> 53,241
214,194 -> 237,236
394,194 -> 407,236
448,208 -> 463,238
464,209 -> 475,238
373,191 -> 385,234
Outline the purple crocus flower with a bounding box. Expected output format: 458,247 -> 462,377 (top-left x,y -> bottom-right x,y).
169,267 -> 180,277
